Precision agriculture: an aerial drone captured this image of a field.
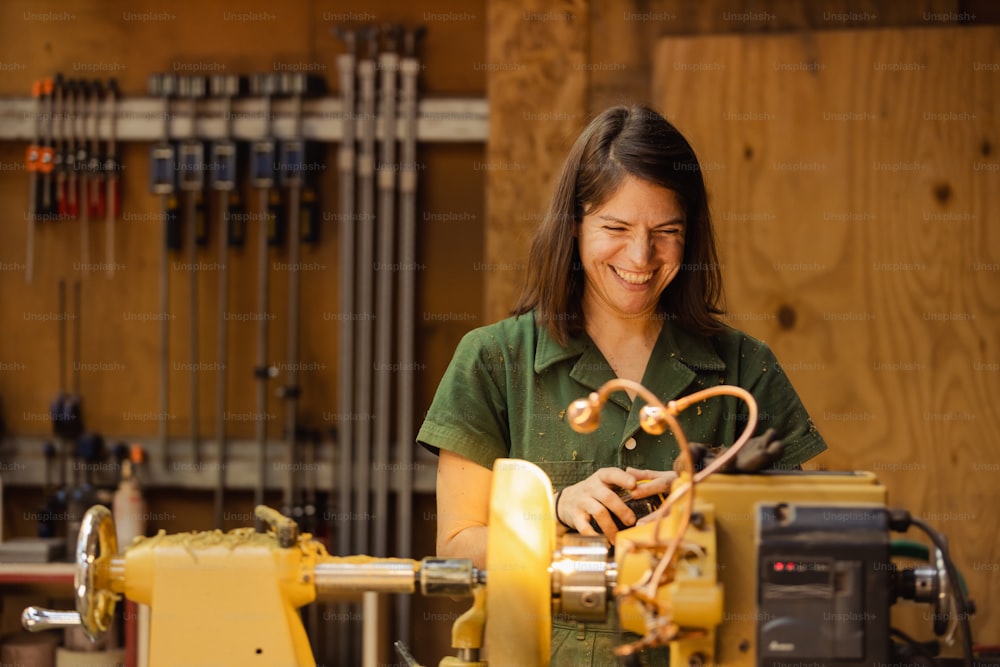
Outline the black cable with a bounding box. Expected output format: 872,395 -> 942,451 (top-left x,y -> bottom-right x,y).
903,514 -> 975,667
891,626 -> 941,667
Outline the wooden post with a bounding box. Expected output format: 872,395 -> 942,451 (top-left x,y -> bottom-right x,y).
484,0 -> 590,323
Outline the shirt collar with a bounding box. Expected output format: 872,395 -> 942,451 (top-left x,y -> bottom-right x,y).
533,314 -> 727,374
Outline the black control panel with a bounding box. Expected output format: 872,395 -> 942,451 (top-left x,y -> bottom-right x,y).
757,504 -> 892,667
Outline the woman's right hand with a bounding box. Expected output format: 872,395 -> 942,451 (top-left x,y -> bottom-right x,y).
555,466 -> 640,541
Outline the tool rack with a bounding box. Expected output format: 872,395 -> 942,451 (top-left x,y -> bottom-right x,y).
0,95 -> 488,143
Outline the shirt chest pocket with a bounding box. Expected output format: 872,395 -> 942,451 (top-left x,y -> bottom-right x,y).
532,459 -> 597,490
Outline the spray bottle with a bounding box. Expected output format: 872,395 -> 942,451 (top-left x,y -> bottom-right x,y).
113,444 -> 146,547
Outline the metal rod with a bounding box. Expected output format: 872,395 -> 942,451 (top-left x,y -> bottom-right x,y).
252,74 -> 276,514
25,80 -> 41,283
282,75 -> 305,516
353,25 -> 379,560
213,201 -> 229,526
53,76 -> 65,230
188,190 -> 199,464
73,280 -> 82,399
334,27 -> 357,557
68,279 -> 82,493
254,185 -> 270,512
373,27 -> 400,560
395,25 -> 425,650
105,79 -> 119,277
152,74 -> 175,470
177,78 -> 205,464
79,82 -> 90,276
40,78 -> 53,215
88,81 -> 105,241
83,80 -> 105,275
66,80 -> 77,223
334,26 -> 358,667
57,280 -> 67,490
314,560 -> 417,596
0,95 -> 489,143
184,184 -> 201,463
158,189 -> 170,470
211,75 -> 238,528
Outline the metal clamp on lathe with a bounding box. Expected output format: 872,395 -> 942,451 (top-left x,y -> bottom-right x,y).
22,379 -> 979,667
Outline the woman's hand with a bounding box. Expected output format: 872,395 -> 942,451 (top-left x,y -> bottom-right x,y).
625,467 -> 678,499
629,467 -> 681,526
555,467 -> 641,541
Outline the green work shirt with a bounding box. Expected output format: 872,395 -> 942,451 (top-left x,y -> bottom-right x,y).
418,312 -> 827,482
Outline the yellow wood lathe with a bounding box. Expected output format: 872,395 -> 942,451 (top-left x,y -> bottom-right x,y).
21,380 -> 973,667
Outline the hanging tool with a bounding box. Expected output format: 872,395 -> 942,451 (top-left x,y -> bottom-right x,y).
354,23 -> 379,561
48,280 -> 85,550
333,25 -> 357,555
87,80 -> 106,222
250,73 -> 279,514
76,81 -> 92,276
178,75 -> 207,463
297,77 -> 324,247
394,24 -> 426,651
299,173 -> 321,244
53,75 -> 67,221
65,79 -> 79,220
333,25 -> 359,667
149,73 -> 179,468
267,76 -> 286,250
279,72 -> 307,517
25,79 -> 43,283
38,78 -> 56,219
104,79 -> 120,277
210,73 -> 241,528
37,442 -> 62,539
49,280 -> 83,493
373,24 -> 401,560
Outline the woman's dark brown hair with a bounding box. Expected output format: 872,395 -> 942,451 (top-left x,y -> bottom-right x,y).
512,105 -> 725,346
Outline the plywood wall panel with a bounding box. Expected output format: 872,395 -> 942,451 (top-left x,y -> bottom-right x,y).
654,25 -> 999,640
589,0 -> 967,112
484,0 -> 589,323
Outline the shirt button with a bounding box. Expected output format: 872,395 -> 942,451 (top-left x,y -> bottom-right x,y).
624,437 -> 637,450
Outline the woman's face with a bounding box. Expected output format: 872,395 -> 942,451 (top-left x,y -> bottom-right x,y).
577,175 -> 686,321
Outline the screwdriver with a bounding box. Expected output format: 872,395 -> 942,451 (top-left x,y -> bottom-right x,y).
25,79 -> 42,282
88,79 -> 106,221
105,78 -> 121,276
54,74 -> 67,220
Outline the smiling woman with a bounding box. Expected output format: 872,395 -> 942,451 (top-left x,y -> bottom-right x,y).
418,105 -> 827,666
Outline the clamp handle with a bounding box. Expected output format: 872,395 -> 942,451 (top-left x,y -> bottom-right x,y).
22,505 -> 120,642
21,607 -> 82,631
